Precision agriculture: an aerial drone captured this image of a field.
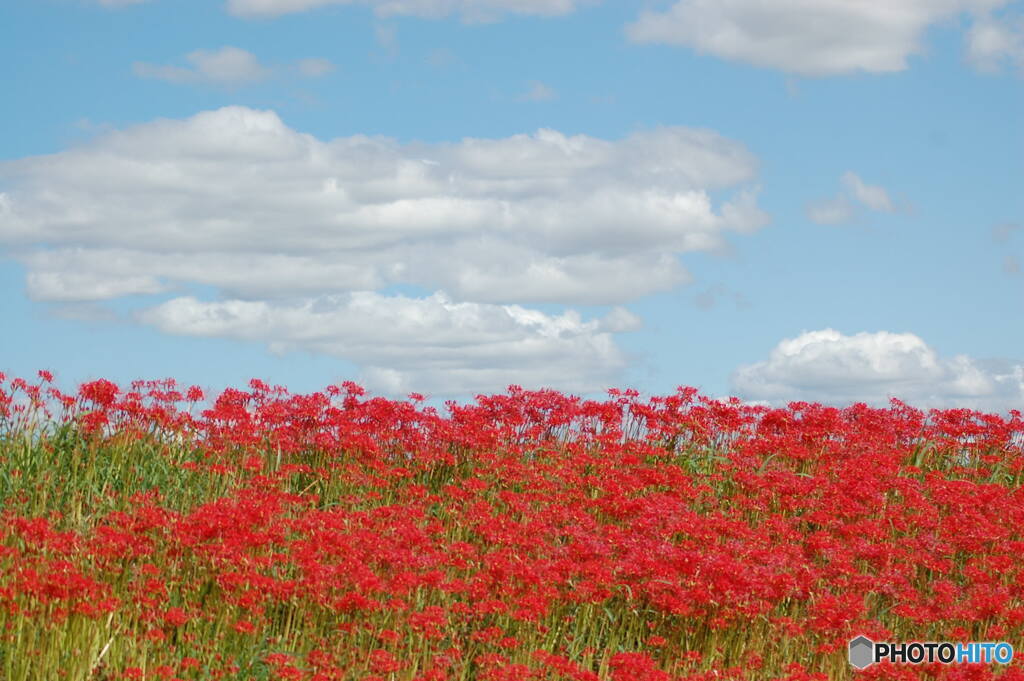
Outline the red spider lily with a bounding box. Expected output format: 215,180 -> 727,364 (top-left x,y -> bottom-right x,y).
2,375 -> 1024,679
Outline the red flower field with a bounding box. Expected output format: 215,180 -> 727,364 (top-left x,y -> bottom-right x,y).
2,372 -> 1024,680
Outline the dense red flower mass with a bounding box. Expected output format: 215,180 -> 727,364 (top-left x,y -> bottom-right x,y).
1,374 -> 1023,680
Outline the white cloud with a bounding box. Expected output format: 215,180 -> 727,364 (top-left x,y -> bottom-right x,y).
138,293 -> 633,396
626,0 -> 1012,76
16,245 -> 687,306
26,268 -> 166,301
0,106 -> 763,305
133,47 -> 334,86
806,171 -> 895,225
966,11 -> 1024,72
423,245 -> 691,304
226,0 -> 589,20
841,171 -> 894,212
134,47 -> 272,85
732,329 -> 1024,411
0,106 -> 764,396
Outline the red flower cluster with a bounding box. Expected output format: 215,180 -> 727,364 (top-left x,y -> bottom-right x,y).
1,374 -> 1023,680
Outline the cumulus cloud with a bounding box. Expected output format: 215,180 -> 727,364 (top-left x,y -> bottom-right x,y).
133,47 -> 334,86
626,0 -> 1012,76
138,293 -> 637,396
226,0 -> 589,20
0,106 -> 763,304
0,106 -> 763,395
732,329 -> 1024,411
967,11 -> 1024,72
25,267 -> 166,302
806,171 -> 895,225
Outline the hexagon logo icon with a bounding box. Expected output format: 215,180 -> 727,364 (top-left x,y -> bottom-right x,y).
849,635 -> 875,670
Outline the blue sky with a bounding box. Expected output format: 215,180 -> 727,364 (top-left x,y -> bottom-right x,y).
1,0 -> 1022,409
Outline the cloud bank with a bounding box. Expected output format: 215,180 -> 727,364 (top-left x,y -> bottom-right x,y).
627,0 -> 1011,76
0,106 -> 764,395
733,329 -> 1024,410
139,293 -> 639,396
0,107 -> 763,305
225,0 -> 590,20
